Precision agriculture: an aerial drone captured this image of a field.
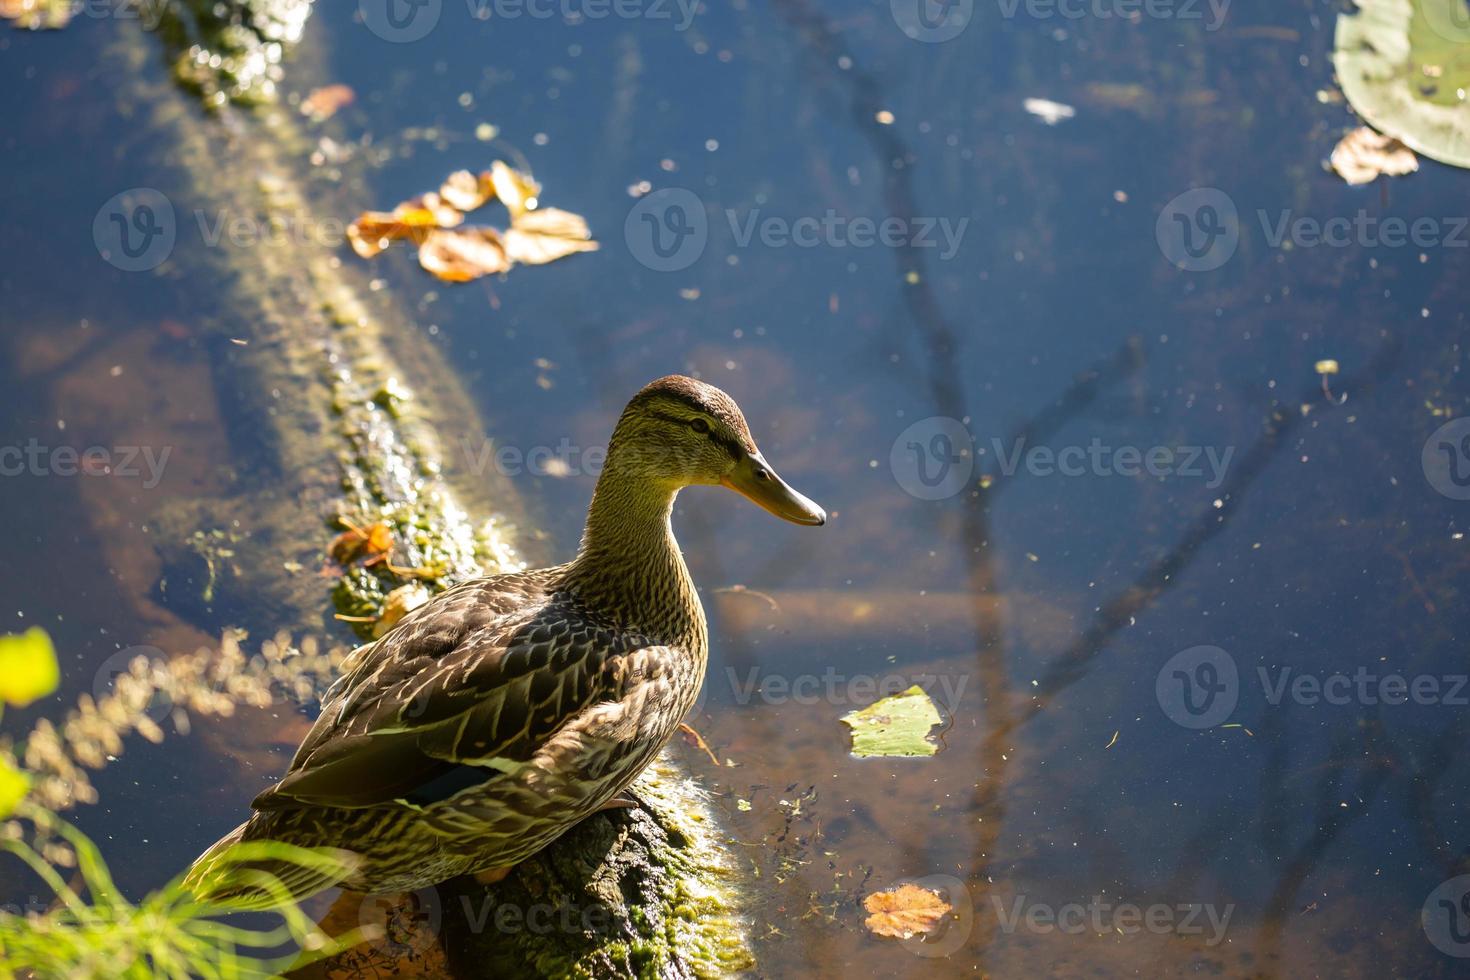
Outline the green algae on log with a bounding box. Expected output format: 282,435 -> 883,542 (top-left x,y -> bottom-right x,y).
150,0 -> 314,107
101,11 -> 753,977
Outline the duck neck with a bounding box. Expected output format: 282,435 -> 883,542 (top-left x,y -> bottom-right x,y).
563,465 -> 705,649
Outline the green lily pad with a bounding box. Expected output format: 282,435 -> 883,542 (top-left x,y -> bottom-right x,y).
0,627 -> 59,708
840,685 -> 943,758
1334,0 -> 1470,168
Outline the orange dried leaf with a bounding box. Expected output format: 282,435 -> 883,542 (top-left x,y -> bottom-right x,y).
301,84 -> 355,121
329,521 -> 394,564
504,207 -> 600,265
418,227 -> 512,282
862,884 -> 952,940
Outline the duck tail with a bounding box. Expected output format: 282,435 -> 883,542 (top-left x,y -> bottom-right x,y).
182,817 -> 361,913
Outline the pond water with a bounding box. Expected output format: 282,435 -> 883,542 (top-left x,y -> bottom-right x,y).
2,1 -> 1468,976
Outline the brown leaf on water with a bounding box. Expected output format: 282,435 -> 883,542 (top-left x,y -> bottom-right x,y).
488,160 -> 541,217
504,207 -> 600,265
346,206 -> 439,258
301,84 -> 356,121
438,169 -> 497,212
349,161 -> 593,280
1330,127 -> 1418,185
418,227 -> 512,282
863,884 -> 952,940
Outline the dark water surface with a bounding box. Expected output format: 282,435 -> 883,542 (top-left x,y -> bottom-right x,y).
2,1 -> 1469,976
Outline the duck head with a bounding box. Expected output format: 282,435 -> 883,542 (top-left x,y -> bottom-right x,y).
606,375 -> 826,526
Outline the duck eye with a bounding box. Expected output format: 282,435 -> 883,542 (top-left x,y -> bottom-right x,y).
689,418 -> 710,434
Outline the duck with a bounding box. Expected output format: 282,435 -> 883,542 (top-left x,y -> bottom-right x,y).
186,375 -> 825,906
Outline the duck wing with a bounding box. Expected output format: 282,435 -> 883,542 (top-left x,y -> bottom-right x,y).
252,572 -> 640,811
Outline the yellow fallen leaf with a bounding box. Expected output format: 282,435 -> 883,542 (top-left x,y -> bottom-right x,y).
863,884 -> 952,940
504,207 -> 600,265
0,627 -> 59,707
0,757 -> 29,818
418,227 -> 512,282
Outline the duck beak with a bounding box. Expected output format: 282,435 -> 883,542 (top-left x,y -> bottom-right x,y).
721,450 -> 827,526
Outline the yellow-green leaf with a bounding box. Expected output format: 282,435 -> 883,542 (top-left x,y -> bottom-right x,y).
0,757 -> 30,818
0,627 -> 60,707
840,685 -> 944,758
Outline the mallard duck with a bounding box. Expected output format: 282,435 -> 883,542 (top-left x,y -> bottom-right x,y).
187,375 -> 824,905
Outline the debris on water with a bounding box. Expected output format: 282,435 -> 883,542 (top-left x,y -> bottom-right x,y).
348,162 -> 597,283
300,84 -> 355,122
1106,730 -> 1119,749
1329,127 -> 1418,185
1023,97 -> 1076,125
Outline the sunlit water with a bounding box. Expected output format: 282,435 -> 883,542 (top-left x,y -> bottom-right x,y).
2,1 -> 1468,976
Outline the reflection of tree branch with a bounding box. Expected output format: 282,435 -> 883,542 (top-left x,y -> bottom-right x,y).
1022,340 -> 1400,715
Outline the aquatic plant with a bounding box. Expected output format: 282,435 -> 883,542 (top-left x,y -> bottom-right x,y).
0,628 -> 363,978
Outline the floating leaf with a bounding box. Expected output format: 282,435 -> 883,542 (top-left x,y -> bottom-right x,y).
0,627 -> 60,707
346,207 -> 439,259
1330,126 -> 1419,183
1334,0 -> 1470,168
840,685 -> 943,758
439,169 -> 496,212
488,160 -> 541,217
0,757 -> 30,818
863,884 -> 952,940
504,207 -> 601,265
418,227 -> 512,282
301,84 -> 355,122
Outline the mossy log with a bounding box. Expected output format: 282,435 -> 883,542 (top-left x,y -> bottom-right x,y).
103,6 -> 752,975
